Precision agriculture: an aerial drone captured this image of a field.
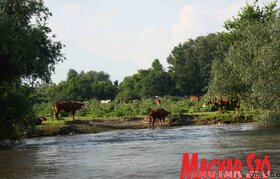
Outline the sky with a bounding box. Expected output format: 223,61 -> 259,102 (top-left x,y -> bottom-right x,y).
45,0 -> 276,84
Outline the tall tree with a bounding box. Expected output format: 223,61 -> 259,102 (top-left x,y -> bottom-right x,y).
167,33 -> 228,96
208,1 -> 279,111
223,0 -> 277,45
40,70 -> 118,101
0,0 -> 64,139
117,59 -> 172,100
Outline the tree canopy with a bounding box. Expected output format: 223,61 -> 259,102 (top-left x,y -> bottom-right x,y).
208,0 -> 280,111
0,0 -> 64,139
167,33 -> 228,95
35,69 -> 118,102
117,59 -> 173,100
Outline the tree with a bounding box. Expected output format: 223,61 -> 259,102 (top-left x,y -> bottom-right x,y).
140,59 -> 173,97
208,1 -> 280,111
38,70 -> 118,102
116,74 -> 142,101
117,59 -> 173,100
67,69 -> 79,80
223,0 -> 277,45
152,59 -> 164,72
167,33 -> 228,96
0,0 -> 64,139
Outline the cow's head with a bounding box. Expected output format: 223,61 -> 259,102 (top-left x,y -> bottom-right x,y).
80,102 -> 87,109
39,116 -> 47,121
167,111 -> 172,117
38,116 -> 47,124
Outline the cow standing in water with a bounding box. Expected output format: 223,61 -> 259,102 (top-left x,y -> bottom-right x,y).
147,108 -> 171,128
54,101 -> 84,120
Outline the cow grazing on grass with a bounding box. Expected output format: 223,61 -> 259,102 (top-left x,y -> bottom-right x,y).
228,97 -> 240,114
217,97 -> 240,114
100,99 -> 112,104
190,96 -> 201,102
147,108 -> 171,128
206,97 -> 240,114
54,101 -> 85,120
154,96 -> 162,105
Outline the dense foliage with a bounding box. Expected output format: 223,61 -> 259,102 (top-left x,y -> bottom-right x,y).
167,33 -> 229,95
0,0 -> 64,139
208,1 -> 279,109
34,69 -> 118,102
33,97 -> 209,119
116,59 -> 173,100
208,1 -> 280,124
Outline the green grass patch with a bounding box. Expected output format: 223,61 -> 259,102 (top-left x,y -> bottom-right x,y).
191,111 -> 256,125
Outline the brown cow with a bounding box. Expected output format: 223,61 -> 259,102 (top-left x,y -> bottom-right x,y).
206,97 -> 240,113
218,97 -> 240,114
154,96 -> 162,105
229,97 -> 240,114
190,96 -> 201,102
147,108 -> 171,128
35,116 -> 47,125
54,101 -> 84,120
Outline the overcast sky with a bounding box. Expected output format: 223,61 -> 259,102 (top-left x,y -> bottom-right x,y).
45,0 -> 276,84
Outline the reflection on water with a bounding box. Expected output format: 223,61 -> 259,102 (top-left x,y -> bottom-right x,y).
0,124 -> 279,178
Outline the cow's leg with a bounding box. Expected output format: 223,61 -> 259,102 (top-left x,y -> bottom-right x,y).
54,110 -> 59,120
160,118 -> 164,125
54,111 -> 57,119
149,116 -> 154,128
150,117 -> 155,128
72,110 -> 76,120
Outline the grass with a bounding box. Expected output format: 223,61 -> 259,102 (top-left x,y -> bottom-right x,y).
190,111 -> 256,125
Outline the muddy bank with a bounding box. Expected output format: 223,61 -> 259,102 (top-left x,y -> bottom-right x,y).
34,113 -> 255,137
35,115 -> 193,136
57,117 -> 149,135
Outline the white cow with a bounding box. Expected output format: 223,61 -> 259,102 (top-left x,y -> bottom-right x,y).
100,99 -> 112,104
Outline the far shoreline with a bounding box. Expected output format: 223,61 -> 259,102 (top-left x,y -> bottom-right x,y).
33,111 -> 256,138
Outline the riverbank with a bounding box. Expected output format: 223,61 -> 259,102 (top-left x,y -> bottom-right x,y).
33,111 -> 256,137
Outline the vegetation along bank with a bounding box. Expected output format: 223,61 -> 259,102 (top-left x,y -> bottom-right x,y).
0,1 -> 280,140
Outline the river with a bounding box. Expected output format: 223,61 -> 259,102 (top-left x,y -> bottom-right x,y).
0,123 -> 279,179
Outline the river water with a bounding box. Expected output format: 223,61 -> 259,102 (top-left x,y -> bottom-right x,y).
0,123 -> 279,179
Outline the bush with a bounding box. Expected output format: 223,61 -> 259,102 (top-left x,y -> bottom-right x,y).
258,111 -> 280,127
33,102 -> 54,118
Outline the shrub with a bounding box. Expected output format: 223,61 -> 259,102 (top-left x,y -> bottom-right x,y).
258,111 -> 280,127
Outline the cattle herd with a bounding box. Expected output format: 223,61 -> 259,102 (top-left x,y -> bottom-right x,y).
36,96 -> 240,128
204,97 -> 240,114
